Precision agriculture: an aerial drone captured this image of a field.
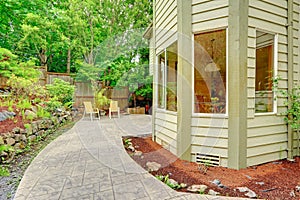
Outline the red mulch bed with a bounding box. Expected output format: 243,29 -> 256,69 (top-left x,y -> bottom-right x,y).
0,106 -> 28,134
125,136 -> 300,200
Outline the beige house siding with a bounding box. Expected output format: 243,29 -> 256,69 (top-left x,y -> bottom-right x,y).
155,0 -> 177,52
151,0 -> 300,169
191,117 -> 229,166
246,0 -> 299,166
153,0 -> 178,155
192,0 -> 228,32
154,111 -> 178,155
190,0 -> 229,167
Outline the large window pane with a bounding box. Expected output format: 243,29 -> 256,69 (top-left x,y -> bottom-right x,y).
166,43 -> 177,112
194,30 -> 226,114
158,53 -> 165,109
255,31 -> 274,113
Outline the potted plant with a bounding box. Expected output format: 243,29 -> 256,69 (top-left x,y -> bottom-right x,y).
135,84 -> 152,100
95,88 -> 111,116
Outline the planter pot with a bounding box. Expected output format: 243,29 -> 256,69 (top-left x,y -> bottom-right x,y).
136,95 -> 145,101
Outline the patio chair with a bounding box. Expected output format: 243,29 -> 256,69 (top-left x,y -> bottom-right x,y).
109,100 -> 120,119
83,101 -> 100,121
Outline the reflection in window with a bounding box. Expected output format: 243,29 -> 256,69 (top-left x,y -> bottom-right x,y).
194,30 -> 226,113
166,43 -> 177,112
158,53 -> 165,109
157,42 -> 178,111
255,31 -> 274,113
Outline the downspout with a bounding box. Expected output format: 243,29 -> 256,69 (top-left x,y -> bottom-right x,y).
287,0 -> 294,160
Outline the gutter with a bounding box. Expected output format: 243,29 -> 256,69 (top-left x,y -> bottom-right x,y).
287,0 -> 294,160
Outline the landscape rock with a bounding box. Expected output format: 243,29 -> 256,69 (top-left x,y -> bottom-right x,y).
237,187 -> 257,198
168,179 -> 178,186
25,110 -> 37,119
12,127 -> 21,134
14,142 -> 26,150
0,136 -> 4,145
255,182 -> 264,186
31,121 -> 38,133
237,187 -> 249,193
290,190 -> 296,197
187,184 -> 208,193
180,183 -> 187,188
25,124 -> 33,136
6,138 -> 16,146
296,185 -> 300,192
28,135 -> 37,142
146,161 -> 161,172
134,150 -> 143,156
208,189 -> 220,196
20,128 -> 26,134
128,145 -> 135,152
211,179 -> 221,186
14,134 -> 21,142
20,134 -> 27,142
36,130 -> 45,137
245,190 -> 257,198
0,111 -> 16,122
31,106 -> 38,113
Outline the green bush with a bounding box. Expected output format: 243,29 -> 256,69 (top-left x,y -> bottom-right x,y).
7,75 -> 48,100
46,78 -> 75,105
0,48 -> 40,79
44,98 -> 62,113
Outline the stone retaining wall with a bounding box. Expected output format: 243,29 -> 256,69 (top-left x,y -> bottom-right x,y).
0,110 -> 74,163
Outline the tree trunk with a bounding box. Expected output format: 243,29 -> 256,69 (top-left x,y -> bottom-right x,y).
39,49 -> 48,71
67,48 -> 71,74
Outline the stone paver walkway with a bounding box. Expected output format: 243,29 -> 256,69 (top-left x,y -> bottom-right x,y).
14,115 -> 247,200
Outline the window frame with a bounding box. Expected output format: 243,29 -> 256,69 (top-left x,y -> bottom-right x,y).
192,28 -> 229,117
156,42 -> 178,113
254,30 -> 278,116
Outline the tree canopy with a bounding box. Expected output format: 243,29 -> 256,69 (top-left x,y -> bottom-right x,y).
1,0 -> 153,88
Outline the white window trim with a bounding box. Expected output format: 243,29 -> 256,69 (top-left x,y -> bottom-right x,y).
156,49 -> 166,110
254,32 -> 278,116
155,44 -> 178,114
192,28 -> 229,117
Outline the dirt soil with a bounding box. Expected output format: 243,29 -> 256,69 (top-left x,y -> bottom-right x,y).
126,136 -> 300,200
0,106 -> 28,133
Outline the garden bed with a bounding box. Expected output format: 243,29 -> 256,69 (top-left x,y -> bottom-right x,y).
125,136 -> 300,200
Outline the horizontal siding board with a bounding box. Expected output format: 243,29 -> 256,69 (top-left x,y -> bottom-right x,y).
248,116 -> 285,128
248,133 -> 287,147
192,0 -> 228,14
192,17 -> 228,33
248,125 -> 287,137
247,151 -> 287,167
156,30 -> 177,53
155,131 -> 177,147
191,117 -> 228,128
249,7 -> 287,26
156,1 -> 177,30
247,142 -> 287,157
249,17 -> 287,34
155,111 -> 177,123
155,118 -> 177,132
155,124 -> 177,140
249,0 -> 287,17
191,136 -> 228,148
191,127 -> 228,138
192,7 -> 228,24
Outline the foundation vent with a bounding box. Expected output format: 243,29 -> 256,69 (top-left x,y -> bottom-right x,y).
196,153 -> 220,166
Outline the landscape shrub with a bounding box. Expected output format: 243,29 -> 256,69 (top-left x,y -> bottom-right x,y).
46,78 -> 75,105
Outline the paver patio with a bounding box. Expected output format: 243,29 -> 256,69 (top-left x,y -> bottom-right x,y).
14,115 -> 248,200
